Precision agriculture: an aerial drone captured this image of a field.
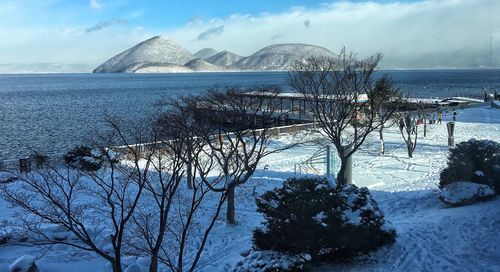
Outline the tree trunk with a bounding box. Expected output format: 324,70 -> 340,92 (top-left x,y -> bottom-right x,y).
407,140 -> 413,158
379,126 -> 385,155
226,186 -> 236,224
112,260 -> 122,272
336,156 -> 348,186
149,254 -> 158,272
186,161 -> 193,189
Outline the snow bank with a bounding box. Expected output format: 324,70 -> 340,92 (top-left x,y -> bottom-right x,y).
233,250 -> 311,272
124,263 -> 142,272
9,255 -> 38,272
441,181 -> 495,206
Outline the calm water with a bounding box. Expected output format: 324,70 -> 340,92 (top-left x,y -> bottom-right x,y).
0,70 -> 499,160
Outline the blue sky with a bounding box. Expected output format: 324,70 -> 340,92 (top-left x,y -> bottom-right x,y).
61,1 -> 418,29
0,0 -> 498,70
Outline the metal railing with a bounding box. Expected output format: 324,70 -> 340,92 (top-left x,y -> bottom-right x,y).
294,145 -> 338,176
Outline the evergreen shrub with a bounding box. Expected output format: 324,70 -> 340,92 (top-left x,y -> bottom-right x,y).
252,177 -> 396,263
439,139 -> 500,194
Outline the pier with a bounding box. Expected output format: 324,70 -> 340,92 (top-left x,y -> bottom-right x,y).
229,91 -> 486,124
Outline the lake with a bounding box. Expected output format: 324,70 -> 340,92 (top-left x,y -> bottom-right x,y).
0,70 -> 499,160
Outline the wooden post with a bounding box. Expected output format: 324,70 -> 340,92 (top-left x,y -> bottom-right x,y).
447,122 -> 455,146
303,99 -> 306,118
424,117 -> 427,138
19,157 -> 31,173
298,98 -> 302,120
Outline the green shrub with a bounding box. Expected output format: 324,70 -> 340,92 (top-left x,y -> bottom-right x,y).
253,177 -> 396,263
439,139 -> 500,194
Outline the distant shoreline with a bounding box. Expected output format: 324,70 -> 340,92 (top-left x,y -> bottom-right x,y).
1,67 -> 500,76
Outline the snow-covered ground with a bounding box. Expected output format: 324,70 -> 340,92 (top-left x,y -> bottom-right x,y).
1,105 -> 499,271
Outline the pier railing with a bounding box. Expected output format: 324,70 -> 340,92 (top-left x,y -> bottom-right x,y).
0,122 -> 319,174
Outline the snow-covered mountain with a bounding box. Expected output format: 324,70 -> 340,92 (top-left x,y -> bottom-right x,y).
184,58 -> 231,72
234,43 -> 338,71
93,36 -> 194,73
205,51 -> 244,67
135,63 -> 193,73
194,48 -> 219,60
94,37 -> 337,73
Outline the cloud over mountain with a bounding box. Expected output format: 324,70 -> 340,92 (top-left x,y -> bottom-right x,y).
165,0 -> 500,69
197,25 -> 224,41
86,18 -> 128,33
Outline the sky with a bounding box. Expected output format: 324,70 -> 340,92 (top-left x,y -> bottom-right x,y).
0,0 -> 499,71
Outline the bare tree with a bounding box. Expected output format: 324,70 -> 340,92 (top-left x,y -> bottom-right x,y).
193,87 -> 290,225
394,102 -> 427,158
289,50 -> 400,184
1,110 -> 234,272
370,76 -> 402,155
0,115 -> 156,272
131,103 -> 228,272
155,97 -> 204,190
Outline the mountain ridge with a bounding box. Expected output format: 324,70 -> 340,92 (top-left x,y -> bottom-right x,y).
94,36 -> 337,73
194,48 -> 219,60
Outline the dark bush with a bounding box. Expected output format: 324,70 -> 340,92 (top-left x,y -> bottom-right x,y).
63,146 -> 104,172
30,152 -> 49,169
253,177 -> 396,263
439,139 -> 500,194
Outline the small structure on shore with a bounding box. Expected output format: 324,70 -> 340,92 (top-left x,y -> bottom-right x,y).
215,91 -> 487,126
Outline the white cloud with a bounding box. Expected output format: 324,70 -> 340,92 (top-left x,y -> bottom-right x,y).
89,0 -> 102,10
0,24 -> 153,66
165,0 -> 500,68
0,0 -> 498,69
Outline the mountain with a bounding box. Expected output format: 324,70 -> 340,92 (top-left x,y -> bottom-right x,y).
205,51 -> 244,67
234,43 -> 337,71
93,36 -> 194,73
194,48 -> 219,60
184,58 -> 231,72
93,37 -> 338,73
135,63 -> 193,73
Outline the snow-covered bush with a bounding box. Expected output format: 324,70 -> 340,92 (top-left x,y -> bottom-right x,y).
63,146 -> 118,172
64,145 -> 104,171
252,177 -> 396,263
233,250 -> 311,272
9,255 -> 38,272
440,181 -> 495,207
439,139 -> 500,194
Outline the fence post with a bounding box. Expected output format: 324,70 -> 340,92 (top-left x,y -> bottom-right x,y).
447,121 -> 455,146
19,157 -> 31,173
424,117 -> 427,138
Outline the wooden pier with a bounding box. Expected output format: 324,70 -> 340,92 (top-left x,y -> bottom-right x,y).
231,91 -> 486,124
